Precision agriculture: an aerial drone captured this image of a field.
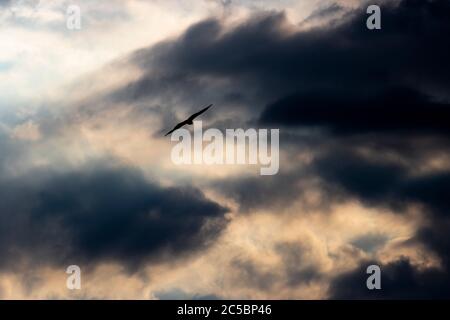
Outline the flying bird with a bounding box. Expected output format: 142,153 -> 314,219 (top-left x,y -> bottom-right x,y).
165,104 -> 213,136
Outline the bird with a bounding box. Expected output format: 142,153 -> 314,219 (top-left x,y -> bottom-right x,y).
165,104 -> 213,136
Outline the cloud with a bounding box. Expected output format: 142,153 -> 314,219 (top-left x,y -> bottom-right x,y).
329,257 -> 450,299
211,169 -> 307,211
0,0 -> 12,7
260,87 -> 450,135
110,0 -> 450,122
98,2 -> 450,299
313,148 -> 450,218
314,145 -> 450,298
154,288 -> 221,300
350,233 -> 389,253
0,160 -> 229,272
1,0 -> 450,299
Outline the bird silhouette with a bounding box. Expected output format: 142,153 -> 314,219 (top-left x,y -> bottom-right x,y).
165,104 -> 213,136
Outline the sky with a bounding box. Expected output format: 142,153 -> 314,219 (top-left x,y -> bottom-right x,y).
0,0 -> 450,299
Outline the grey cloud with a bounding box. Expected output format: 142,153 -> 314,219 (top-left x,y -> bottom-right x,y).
211,170 -> 307,212
329,257 -> 450,299
350,233 -> 389,253
2,0 -> 450,299
154,288 -> 221,300
0,0 -> 11,7
230,258 -> 278,292
112,0 -> 450,122
276,242 -> 323,286
0,160 -> 229,272
317,148 -> 450,298
229,241 -> 324,293
300,2 -> 346,26
313,148 -> 450,219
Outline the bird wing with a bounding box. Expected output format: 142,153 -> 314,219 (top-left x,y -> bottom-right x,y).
164,121 -> 187,136
164,104 -> 213,137
187,104 -> 213,122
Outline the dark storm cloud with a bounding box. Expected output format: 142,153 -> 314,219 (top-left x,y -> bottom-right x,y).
69,0 -> 450,298
329,257 -> 450,299
2,0 -> 447,298
316,148 -> 450,298
259,0 -> 450,133
260,87 -> 450,134
314,149 -> 450,218
211,170 -> 307,211
108,0 -> 450,128
114,3 -> 450,291
314,149 -> 408,206
257,0 -> 450,133
0,161 -> 228,271
324,152 -> 450,298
